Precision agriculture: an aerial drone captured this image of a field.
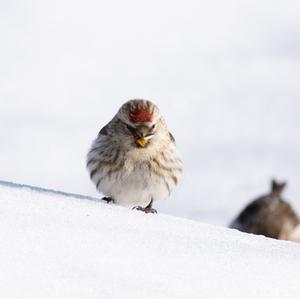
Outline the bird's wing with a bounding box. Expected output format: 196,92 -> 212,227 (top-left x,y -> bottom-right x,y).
98,123 -> 110,136
169,132 -> 176,143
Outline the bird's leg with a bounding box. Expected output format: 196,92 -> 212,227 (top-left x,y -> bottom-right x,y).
133,199 -> 157,214
101,197 -> 114,203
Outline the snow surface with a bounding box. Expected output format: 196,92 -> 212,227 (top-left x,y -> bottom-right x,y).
1,0 -> 300,226
1,180 -> 300,299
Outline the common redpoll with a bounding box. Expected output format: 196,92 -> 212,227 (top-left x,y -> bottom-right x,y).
87,99 -> 182,213
230,179 -> 300,241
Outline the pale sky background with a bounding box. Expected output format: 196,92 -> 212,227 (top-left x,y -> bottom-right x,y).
1,0 -> 300,225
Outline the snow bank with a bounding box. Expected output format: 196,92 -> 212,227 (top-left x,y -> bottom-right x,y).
0,180 -> 300,299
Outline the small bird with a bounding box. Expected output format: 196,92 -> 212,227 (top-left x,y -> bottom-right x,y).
230,179 -> 300,241
87,99 -> 182,213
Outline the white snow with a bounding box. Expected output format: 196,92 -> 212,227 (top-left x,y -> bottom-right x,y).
1,180 -> 300,299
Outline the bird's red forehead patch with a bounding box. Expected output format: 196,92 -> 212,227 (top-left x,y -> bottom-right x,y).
129,109 -> 153,122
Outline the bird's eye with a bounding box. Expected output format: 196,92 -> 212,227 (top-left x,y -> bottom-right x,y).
151,124 -> 156,130
126,124 -> 136,134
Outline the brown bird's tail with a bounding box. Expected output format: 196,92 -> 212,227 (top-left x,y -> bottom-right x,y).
271,179 -> 287,196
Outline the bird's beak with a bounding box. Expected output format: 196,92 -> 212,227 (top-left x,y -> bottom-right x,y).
136,137 -> 147,148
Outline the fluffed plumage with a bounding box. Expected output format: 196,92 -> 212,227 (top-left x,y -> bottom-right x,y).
87,99 -> 182,213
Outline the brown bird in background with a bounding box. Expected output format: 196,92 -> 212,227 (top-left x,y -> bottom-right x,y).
230,179 -> 300,242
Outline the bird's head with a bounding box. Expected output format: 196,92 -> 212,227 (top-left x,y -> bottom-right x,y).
117,99 -> 161,148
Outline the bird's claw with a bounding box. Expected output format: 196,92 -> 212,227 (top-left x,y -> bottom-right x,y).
132,206 -> 157,214
101,197 -> 114,203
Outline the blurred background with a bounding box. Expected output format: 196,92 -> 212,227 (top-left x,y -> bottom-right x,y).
1,0 -> 300,225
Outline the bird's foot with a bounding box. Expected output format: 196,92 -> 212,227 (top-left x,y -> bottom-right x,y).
101,197 -> 114,203
132,205 -> 157,214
